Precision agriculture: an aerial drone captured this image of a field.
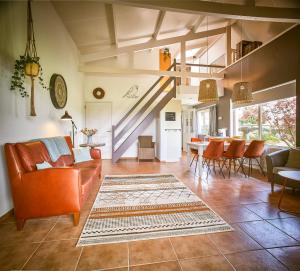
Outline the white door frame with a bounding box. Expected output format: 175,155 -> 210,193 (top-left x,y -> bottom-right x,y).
85,101 -> 113,159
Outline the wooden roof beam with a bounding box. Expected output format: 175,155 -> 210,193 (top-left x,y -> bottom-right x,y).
79,65 -> 224,79
100,0 -> 300,23
81,26 -> 226,62
153,10 -> 166,40
105,4 -> 118,47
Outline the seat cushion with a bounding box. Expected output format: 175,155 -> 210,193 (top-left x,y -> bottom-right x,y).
191,149 -> 198,155
273,166 -> 300,174
15,142 -> 51,172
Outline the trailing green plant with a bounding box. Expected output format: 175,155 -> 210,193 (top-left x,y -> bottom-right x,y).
10,55 -> 48,98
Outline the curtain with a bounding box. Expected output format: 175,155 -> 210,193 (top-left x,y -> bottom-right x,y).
209,105 -> 217,136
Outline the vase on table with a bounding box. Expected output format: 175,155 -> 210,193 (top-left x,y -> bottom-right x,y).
86,135 -> 93,144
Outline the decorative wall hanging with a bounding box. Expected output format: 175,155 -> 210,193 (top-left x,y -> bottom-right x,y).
123,85 -> 139,98
10,0 -> 48,116
49,74 -> 67,109
93,87 -> 105,99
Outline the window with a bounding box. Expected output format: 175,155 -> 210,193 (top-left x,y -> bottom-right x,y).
234,105 -> 259,140
197,109 -> 210,135
233,97 -> 296,147
261,97 -> 296,147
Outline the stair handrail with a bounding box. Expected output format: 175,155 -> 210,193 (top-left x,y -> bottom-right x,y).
113,76 -> 174,147
114,60 -> 176,130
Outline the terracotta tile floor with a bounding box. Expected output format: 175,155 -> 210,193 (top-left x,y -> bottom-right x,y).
0,157 -> 300,271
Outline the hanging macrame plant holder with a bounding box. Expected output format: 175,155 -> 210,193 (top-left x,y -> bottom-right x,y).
25,0 -> 39,116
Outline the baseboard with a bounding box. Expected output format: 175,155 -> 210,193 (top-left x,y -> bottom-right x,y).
0,209 -> 14,222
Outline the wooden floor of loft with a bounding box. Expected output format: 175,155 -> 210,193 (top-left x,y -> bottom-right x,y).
0,157 -> 300,271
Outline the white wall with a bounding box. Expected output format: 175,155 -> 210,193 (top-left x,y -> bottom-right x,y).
83,49 -> 161,157
0,1 -> 84,216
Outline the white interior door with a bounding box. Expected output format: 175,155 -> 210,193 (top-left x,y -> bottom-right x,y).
85,102 -> 112,159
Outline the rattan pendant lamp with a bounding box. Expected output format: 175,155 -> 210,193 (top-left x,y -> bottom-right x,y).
198,17 -> 218,103
232,21 -> 253,104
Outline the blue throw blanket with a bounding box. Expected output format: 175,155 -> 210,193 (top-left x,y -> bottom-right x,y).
40,137 -> 71,162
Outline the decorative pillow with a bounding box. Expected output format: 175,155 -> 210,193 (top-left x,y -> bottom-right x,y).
73,148 -> 92,163
285,149 -> 300,169
36,161 -> 53,170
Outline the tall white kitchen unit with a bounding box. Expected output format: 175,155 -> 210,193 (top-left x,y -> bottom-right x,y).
156,99 -> 182,162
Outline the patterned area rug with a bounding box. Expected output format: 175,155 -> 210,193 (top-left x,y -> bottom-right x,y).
77,174 -> 232,246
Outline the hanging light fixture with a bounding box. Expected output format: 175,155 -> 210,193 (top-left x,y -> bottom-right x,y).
232,21 -> 253,104
198,17 -> 218,103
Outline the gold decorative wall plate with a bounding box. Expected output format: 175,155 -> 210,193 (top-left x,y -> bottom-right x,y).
50,74 -> 67,109
93,87 -> 105,99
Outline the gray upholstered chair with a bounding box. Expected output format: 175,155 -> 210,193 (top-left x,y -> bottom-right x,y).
266,149 -> 300,192
138,136 -> 155,161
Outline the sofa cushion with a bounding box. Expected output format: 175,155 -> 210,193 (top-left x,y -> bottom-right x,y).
285,149 -> 300,169
273,166 -> 300,174
51,155 -> 74,167
36,161 -> 52,170
73,148 -> 92,163
16,142 -> 51,172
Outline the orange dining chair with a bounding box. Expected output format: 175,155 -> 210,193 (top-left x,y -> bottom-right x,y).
203,140 -> 225,178
190,137 -> 202,171
221,140 -> 246,178
238,140 -> 265,177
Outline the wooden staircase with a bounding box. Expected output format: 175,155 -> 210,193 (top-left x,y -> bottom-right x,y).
112,61 -> 177,163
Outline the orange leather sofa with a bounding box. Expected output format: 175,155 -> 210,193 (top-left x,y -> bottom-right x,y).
4,136 -> 101,230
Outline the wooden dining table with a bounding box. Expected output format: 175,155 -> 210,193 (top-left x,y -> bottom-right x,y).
186,141 -> 250,175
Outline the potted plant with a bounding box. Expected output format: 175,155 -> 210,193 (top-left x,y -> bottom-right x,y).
10,55 -> 47,98
10,0 -> 48,116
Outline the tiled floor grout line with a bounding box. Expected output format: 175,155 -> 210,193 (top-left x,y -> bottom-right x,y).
20,219 -> 58,270
232,220 -> 300,251
168,238 -> 184,271
234,206 -> 300,245
128,259 -> 178,268
127,242 -> 130,271
207,234 -> 237,271
264,218 -> 300,243
73,246 -> 83,271
264,247 -> 292,270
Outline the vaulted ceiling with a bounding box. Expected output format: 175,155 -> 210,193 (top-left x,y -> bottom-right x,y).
51,0 -> 299,64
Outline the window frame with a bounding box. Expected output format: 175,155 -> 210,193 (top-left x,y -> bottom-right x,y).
233,96 -> 296,147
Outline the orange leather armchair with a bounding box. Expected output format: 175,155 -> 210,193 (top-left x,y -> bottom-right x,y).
4,136 -> 102,230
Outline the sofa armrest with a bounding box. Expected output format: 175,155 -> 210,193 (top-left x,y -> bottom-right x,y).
20,168 -> 81,217
266,149 -> 289,183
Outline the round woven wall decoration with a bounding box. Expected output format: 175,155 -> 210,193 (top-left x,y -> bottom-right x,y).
49,74 -> 67,109
93,87 -> 105,99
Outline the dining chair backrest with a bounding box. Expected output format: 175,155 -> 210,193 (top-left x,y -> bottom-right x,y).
209,137 -> 225,142
224,140 -> 245,158
204,140 -> 224,159
244,140 -> 265,158
191,137 -> 202,142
